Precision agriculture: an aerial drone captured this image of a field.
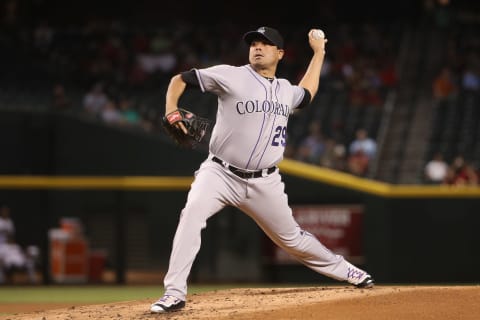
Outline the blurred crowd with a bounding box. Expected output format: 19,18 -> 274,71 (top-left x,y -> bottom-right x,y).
424,153 -> 479,186
0,7 -> 401,177
426,2 -> 480,185
4,0 -> 479,182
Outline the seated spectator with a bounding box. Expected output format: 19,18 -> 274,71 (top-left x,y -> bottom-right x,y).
100,99 -> 124,125
349,128 -> 377,160
0,236 -> 38,284
83,82 -> 108,117
461,65 -> 479,91
432,67 -> 457,103
347,150 -> 369,177
424,152 -> 448,184
295,121 -> 325,164
347,150 -> 370,176
347,128 -> 377,176
455,164 -> 479,185
444,155 -> 479,186
319,138 -> 347,171
118,96 -> 141,126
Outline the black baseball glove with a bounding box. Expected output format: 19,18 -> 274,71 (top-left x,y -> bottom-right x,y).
161,108 -> 211,148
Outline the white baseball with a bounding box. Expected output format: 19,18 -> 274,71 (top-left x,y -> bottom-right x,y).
312,29 -> 325,39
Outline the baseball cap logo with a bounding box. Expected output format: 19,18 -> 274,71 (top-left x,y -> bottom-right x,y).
243,26 -> 284,49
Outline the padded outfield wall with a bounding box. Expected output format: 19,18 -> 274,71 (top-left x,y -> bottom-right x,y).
1,110 -> 479,284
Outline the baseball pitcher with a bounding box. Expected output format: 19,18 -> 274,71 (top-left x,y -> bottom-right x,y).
152,26 -> 374,313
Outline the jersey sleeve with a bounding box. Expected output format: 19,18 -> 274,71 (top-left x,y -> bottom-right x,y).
194,64 -> 234,96
291,86 -> 311,110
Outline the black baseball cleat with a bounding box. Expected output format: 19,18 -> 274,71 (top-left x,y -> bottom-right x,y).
150,295 -> 186,313
355,276 -> 375,289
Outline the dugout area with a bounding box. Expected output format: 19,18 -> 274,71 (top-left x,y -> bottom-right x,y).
0,110 -> 479,285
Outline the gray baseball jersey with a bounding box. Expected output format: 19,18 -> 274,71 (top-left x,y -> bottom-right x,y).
162,64 -> 371,301
195,64 -> 305,170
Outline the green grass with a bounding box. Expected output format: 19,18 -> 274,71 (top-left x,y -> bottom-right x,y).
0,283 -> 476,304
0,284 -> 240,303
0,283 -> 323,304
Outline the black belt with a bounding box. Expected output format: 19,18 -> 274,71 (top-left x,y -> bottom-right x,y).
212,156 -> 276,179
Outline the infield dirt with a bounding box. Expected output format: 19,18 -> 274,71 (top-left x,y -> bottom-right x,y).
1,285 -> 479,319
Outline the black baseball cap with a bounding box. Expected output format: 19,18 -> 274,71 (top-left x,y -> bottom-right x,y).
243,27 -> 284,49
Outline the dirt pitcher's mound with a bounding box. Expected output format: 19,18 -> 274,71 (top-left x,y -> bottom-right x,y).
2,285 -> 479,320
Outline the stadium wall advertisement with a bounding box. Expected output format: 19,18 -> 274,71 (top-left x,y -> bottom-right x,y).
270,205 -> 364,265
